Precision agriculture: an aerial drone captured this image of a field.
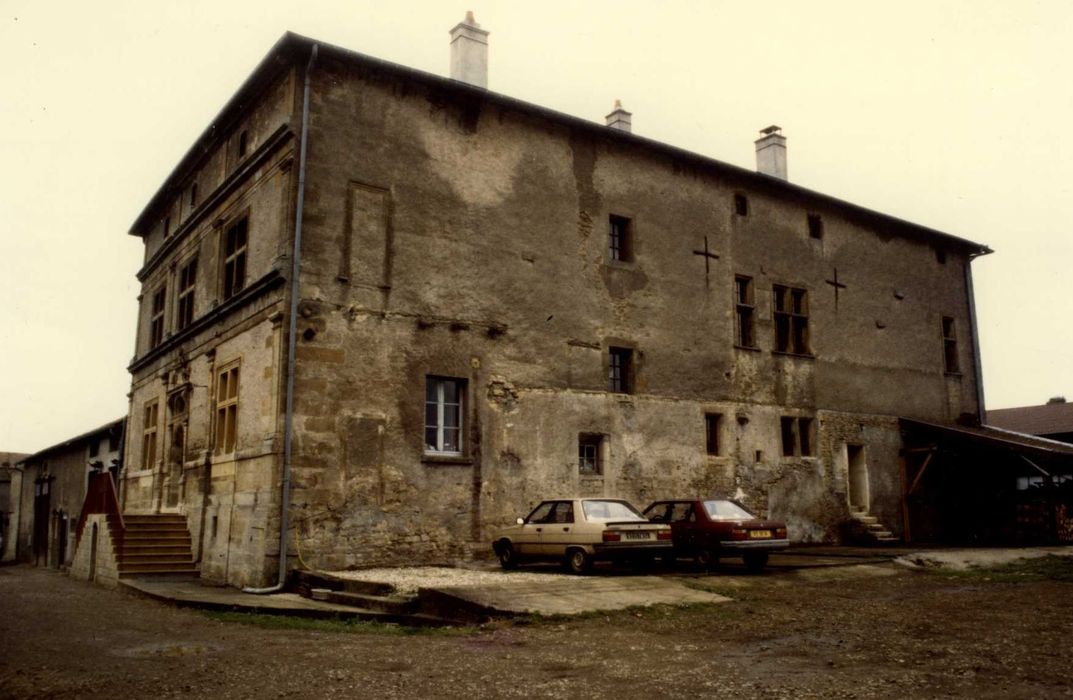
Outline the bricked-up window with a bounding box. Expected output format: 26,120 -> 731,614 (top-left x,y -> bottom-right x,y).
705,413 -> 722,455
579,434 -> 605,475
608,214 -> 633,262
774,285 -> 810,355
142,401 -> 159,469
780,416 -> 814,457
175,258 -> 197,331
735,275 -> 756,348
608,347 -> 633,394
734,193 -> 749,216
425,377 -> 464,456
149,285 -> 166,349
222,217 -> 248,300
215,365 -> 240,454
807,213 -> 823,239
942,316 -> 959,373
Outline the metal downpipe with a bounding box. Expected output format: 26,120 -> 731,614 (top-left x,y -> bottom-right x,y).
244,43 -> 318,594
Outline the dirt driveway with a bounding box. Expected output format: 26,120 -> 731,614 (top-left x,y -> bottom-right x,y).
1,559 -> 1071,699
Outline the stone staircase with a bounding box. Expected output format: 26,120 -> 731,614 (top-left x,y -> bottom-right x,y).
117,514 -> 198,578
849,506 -> 900,545
293,571 -> 457,626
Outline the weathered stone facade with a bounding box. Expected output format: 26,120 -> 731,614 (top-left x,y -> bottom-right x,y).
120,32 -> 988,586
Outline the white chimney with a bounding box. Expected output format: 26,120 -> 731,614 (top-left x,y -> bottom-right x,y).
449,11 -> 489,88
605,99 -> 632,133
755,125 -> 787,180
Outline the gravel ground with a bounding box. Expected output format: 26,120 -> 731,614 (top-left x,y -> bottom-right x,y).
894,546 -> 1073,571
327,566 -> 563,594
2,561 -> 1071,699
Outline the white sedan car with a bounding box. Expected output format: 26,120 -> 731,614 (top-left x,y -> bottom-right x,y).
492,498 -> 673,574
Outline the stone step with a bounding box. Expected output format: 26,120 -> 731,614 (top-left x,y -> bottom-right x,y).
119,552 -> 194,563
292,570 -> 395,597
118,561 -> 199,574
854,515 -> 879,525
122,531 -> 192,541
118,568 -> 200,579
865,522 -> 887,532
313,589 -> 419,615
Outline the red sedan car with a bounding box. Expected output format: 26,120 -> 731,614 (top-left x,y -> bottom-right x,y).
643,499 -> 788,572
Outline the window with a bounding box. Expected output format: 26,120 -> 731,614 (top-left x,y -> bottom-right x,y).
163,216 -> 171,238
88,439 -> 99,458
942,316 -> 959,373
773,285 -> 810,355
579,433 -> 605,475
149,285 -> 166,349
425,377 -> 464,455
608,347 -> 633,394
222,217 -> 248,300
780,416 -> 814,457
238,130 -> 249,157
734,275 -> 756,348
215,365 -> 240,454
704,413 -> 722,455
807,214 -> 823,239
176,257 -> 197,331
608,214 -> 632,262
142,401 -> 159,469
190,182 -> 198,209
734,193 -> 749,216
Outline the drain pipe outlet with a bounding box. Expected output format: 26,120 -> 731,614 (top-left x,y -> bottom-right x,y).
244,42 -> 318,594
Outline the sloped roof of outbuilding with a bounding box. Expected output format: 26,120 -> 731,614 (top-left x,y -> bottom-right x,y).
986,402 -> 1073,438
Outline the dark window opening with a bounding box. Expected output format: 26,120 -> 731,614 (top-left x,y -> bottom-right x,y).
705,413 -> 722,455
149,285 -> 166,349
88,440 -> 99,458
735,275 -> 756,348
774,285 -> 810,355
935,247 -> 947,264
608,214 -> 632,262
781,417 -> 796,457
190,183 -> 198,208
163,216 -> 171,238
176,257 -> 197,331
942,316 -> 959,373
608,347 -> 634,394
222,217 -> 248,301
238,130 -> 249,157
734,193 -> 749,216
579,434 -> 604,475
807,213 -> 823,239
781,416 -> 815,457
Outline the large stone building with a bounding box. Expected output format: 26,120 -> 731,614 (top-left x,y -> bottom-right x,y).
114,17 -> 994,588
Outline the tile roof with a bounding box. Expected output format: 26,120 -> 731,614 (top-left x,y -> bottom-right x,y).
986,402 -> 1073,438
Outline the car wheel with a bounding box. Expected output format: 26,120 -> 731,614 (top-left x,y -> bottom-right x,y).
695,548 -> 718,571
566,548 -> 593,575
743,551 -> 769,573
496,541 -> 518,570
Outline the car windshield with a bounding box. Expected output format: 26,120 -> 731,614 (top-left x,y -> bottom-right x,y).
703,500 -> 756,521
582,500 -> 646,522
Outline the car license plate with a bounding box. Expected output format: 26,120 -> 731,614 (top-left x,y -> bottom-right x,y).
624,532 -> 650,540
749,530 -> 772,539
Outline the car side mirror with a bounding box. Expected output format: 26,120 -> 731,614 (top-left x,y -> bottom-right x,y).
516,517 -> 524,525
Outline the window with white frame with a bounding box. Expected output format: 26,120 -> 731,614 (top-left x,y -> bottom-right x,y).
425,377 -> 464,456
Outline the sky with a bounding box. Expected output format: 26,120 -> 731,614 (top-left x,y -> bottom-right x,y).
2,0 -> 1072,453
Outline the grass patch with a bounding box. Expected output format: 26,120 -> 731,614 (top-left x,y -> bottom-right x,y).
938,555 -> 1073,583
203,611 -> 475,635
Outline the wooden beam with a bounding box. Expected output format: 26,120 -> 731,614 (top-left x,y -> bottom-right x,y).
907,452 -> 934,496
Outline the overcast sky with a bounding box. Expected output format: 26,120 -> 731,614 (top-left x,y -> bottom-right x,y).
2,0 -> 1071,453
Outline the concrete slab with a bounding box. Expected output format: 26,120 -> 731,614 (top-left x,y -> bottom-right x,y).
427,575 -> 729,616
120,578 -> 391,619
894,546 -> 1073,571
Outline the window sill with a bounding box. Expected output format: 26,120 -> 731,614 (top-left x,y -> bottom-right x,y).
772,350 -> 815,360
579,473 -> 604,479
734,344 -> 761,353
422,454 -> 473,466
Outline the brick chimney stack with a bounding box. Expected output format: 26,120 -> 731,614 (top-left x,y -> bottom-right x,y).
449,11 -> 489,88
605,100 -> 632,133
755,125 -> 787,180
